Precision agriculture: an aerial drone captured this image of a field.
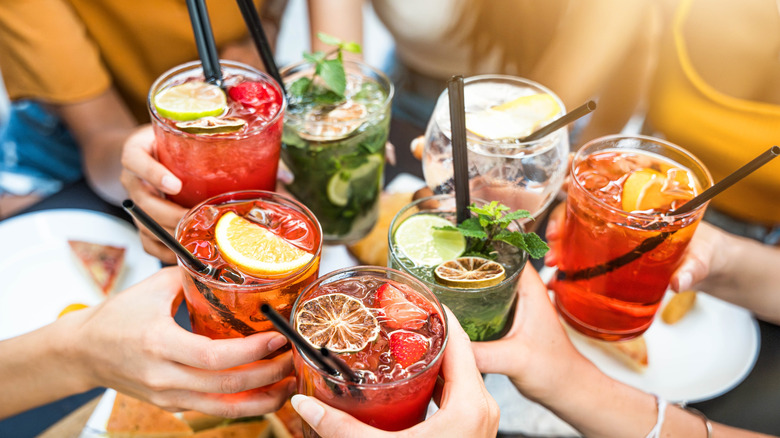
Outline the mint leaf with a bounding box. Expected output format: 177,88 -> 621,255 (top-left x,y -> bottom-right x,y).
497,209 -> 533,225
456,217 -> 488,239
319,59 -> 347,95
317,32 -> 342,47
288,77 -> 312,97
522,233 -> 550,259
303,51 -> 327,64
342,41 -> 362,54
494,231 -> 529,253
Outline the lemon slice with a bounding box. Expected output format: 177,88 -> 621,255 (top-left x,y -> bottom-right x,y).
326,154 -> 383,206
466,93 -> 561,140
394,214 -> 466,266
434,257 -> 506,289
215,212 -> 313,276
296,293 -> 380,353
154,81 -> 227,121
58,303 -> 89,318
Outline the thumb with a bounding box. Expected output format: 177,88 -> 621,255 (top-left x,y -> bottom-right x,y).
291,395 -> 390,438
670,255 -> 708,292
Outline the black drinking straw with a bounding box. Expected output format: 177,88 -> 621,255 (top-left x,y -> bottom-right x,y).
448,76 -> 471,224
186,0 -> 223,86
260,304 -> 338,376
235,0 -> 287,95
521,100 -> 597,142
320,347 -> 361,383
557,145 -> 780,282
122,200 -> 208,274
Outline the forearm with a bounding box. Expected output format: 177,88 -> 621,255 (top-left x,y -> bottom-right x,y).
699,231 -> 780,324
0,319 -> 92,419
307,0 -> 363,53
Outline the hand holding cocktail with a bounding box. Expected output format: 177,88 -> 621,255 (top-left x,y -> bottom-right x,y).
290,307 -> 500,438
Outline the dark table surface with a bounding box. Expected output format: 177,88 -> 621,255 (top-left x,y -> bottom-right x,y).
1,117 -> 779,437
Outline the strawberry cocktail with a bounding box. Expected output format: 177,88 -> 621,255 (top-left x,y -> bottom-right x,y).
150,61 -> 285,208
176,190 -> 322,340
292,266 -> 447,435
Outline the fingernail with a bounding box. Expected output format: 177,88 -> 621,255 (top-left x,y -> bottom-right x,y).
267,335 -> 288,352
161,175 -> 181,194
291,394 -> 324,427
676,272 -> 692,292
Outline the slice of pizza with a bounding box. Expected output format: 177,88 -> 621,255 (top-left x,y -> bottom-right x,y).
68,240 -> 126,295
588,335 -> 649,373
106,392 -> 193,437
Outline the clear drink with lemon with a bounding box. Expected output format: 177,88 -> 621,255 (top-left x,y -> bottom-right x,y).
150,61 -> 285,208
388,195 -> 548,341
176,190 -> 322,340
551,135 -> 712,341
423,75 -> 568,222
292,267 -> 446,435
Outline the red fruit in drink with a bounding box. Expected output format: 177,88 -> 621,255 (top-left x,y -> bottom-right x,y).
390,331 -> 429,368
228,81 -> 280,117
376,283 -> 431,330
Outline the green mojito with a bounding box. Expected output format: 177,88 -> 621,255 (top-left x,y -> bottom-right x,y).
388,195 -> 548,341
281,37 -> 393,245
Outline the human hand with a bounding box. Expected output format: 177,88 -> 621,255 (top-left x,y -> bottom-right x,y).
120,125 -> 187,264
543,201 -> 566,268
669,221 -> 730,292
289,308 -> 499,438
60,267 -> 295,417
470,265 -> 596,406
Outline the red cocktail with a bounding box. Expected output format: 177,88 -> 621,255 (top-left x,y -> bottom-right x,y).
292,267 -> 447,435
552,135 -> 712,341
150,61 -> 285,208
176,191 -> 322,339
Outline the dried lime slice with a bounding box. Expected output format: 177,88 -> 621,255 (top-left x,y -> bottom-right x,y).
176,116 -> 246,134
154,81 -> 227,121
394,214 -> 466,266
296,293 -> 380,353
434,256 -> 506,289
300,101 -> 368,141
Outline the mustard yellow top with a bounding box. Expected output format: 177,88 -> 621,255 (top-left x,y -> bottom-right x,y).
0,0 -> 260,122
646,0 -> 780,225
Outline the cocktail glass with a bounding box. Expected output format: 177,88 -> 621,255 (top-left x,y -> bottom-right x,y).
291,266 -> 447,435
551,135 -> 713,341
422,75 -> 568,225
388,194 -> 528,341
150,61 -> 286,208
280,60 -> 393,245
175,190 -> 322,340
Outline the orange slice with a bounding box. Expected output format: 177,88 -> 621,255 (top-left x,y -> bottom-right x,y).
622,169 -> 667,212
58,303 -> 89,318
215,212 -> 313,276
295,293 -> 380,353
434,256 -> 506,289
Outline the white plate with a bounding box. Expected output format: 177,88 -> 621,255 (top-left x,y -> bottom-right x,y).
0,209 -> 161,341
539,267 -> 760,403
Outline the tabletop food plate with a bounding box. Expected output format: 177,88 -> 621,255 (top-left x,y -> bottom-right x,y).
539,266 -> 760,403
0,209 -> 161,341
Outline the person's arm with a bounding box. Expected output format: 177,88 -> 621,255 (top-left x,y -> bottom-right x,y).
471,266 -> 775,438
671,221 -> 780,324
291,308 -> 500,438
307,0 -> 364,54
0,268 -> 294,420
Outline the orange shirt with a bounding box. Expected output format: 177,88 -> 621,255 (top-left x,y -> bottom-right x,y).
0,0 -> 261,122
645,0 -> 780,225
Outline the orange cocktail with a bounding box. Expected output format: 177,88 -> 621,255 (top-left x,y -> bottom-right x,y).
552,135 -> 712,341
176,190 -> 322,339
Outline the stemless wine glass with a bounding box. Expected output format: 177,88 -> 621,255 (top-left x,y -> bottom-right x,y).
422,75 -> 569,223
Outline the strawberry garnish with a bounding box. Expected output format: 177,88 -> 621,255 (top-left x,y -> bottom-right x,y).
376,283 -> 432,330
390,331 -> 429,368
228,81 -> 280,117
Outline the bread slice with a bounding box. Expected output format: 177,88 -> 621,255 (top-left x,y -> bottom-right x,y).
588,335 -> 649,373
68,240 -> 126,295
191,420 -> 271,438
106,392 -> 193,437
347,192 -> 413,266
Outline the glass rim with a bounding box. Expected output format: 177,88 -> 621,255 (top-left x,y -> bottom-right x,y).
148,60 -> 287,139
570,134 -> 715,220
387,194 -> 528,294
175,189 -> 323,289
290,265 -> 449,389
279,59 -> 395,125
431,73 -> 568,151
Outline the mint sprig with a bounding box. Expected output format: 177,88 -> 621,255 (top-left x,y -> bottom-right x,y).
289,33 -> 362,103
439,201 -> 550,260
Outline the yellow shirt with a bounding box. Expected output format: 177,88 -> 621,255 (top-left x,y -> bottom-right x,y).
646,0 -> 780,225
0,0 -> 260,122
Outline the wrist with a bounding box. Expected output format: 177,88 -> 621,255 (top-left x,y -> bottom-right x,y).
50,313 -> 98,394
